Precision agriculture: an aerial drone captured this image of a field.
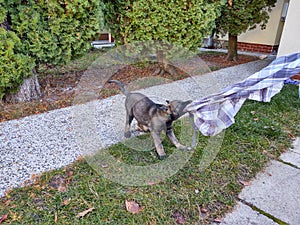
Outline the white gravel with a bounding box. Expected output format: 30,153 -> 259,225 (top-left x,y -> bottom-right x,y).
0,58 -> 272,197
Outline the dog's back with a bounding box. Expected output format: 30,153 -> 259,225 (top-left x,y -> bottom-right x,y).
108,79 -> 170,127
107,79 -> 192,159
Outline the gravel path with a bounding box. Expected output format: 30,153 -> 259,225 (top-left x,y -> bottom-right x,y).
0,58 -> 272,197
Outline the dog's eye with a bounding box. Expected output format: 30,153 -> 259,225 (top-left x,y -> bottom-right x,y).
159,106 -> 168,111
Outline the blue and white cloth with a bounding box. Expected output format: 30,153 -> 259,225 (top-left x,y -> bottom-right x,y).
187,52 -> 300,136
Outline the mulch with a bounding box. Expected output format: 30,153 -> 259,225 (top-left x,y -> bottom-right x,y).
0,53 -> 258,122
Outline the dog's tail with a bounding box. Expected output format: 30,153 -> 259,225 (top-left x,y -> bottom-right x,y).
108,80 -> 129,95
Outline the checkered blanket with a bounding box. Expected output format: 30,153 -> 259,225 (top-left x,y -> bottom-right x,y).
187,52 -> 300,136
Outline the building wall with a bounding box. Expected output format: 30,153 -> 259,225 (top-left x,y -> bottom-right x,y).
277,0 -> 300,56
217,0 -> 287,53
238,0 -> 285,46
237,42 -> 278,54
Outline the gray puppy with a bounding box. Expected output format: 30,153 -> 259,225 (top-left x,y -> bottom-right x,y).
109,80 -> 191,159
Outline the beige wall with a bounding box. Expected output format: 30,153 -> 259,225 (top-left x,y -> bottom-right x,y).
277,0 -> 300,56
218,0 -> 286,46
238,0 -> 285,45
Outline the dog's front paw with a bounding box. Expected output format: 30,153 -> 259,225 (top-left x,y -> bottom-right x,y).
185,146 -> 193,151
177,145 -> 187,150
178,145 -> 193,151
124,131 -> 131,138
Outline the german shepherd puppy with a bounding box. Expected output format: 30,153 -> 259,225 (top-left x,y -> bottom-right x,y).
108,80 -> 191,159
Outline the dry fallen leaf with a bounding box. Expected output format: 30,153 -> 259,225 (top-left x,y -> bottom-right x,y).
214,217 -> 222,223
31,174 -> 36,181
67,170 -> 74,178
151,219 -> 156,225
57,183 -> 67,192
173,212 -> 186,224
65,170 -> 74,185
101,163 -> 108,168
62,198 -> 71,206
147,181 -> 159,186
4,190 -> 11,198
200,208 -> 208,213
10,204 -> 17,209
288,132 -> 296,140
4,199 -> 11,206
77,156 -> 85,162
49,175 -> 68,192
76,207 -> 95,218
125,200 -> 143,214
54,211 -> 58,223
0,214 -> 8,224
239,180 -> 251,186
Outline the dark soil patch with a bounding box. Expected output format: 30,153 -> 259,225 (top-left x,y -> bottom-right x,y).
0,52 -> 259,122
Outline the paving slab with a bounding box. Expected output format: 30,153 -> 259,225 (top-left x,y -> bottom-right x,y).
239,160 -> 300,225
280,137 -> 300,167
214,202 -> 277,225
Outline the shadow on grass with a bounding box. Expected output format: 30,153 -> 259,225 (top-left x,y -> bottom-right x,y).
1,85 -> 299,224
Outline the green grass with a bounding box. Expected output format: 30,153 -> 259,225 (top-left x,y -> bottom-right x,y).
1,85 -> 299,224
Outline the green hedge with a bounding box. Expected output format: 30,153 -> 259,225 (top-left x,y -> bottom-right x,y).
0,0 -> 103,99
0,27 -> 35,99
0,3 -> 35,99
103,0 -> 223,50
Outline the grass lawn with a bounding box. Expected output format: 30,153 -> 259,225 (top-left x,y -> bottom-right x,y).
1,83 -> 299,224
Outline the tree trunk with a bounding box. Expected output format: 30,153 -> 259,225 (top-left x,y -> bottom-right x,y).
227,33 -> 238,61
155,49 -> 180,76
5,69 -> 42,103
2,17 -> 42,103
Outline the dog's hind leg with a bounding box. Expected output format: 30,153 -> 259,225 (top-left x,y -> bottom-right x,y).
136,123 -> 150,132
124,110 -> 134,138
151,131 -> 166,160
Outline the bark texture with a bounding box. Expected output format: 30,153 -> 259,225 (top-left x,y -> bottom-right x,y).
2,18 -> 42,103
5,69 -> 41,103
227,33 -> 238,61
154,49 -> 180,76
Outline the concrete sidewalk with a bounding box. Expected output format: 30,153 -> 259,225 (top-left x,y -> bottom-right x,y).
213,138 -> 300,225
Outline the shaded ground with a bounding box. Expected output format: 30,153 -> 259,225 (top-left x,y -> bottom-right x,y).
1,50 -> 299,225
0,51 -> 258,122
0,85 -> 298,224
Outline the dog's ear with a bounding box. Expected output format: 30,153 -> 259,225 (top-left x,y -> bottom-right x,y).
177,100 -> 192,113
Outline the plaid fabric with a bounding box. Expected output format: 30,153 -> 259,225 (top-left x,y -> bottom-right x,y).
187,52 -> 300,136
